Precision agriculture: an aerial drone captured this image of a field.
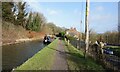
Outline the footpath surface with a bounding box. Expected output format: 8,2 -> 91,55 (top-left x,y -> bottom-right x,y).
52,40 -> 68,70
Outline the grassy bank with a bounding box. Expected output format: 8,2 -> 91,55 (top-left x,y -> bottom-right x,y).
64,41 -> 105,71
14,38 -> 58,70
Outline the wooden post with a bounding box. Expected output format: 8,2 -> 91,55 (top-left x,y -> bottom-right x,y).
84,0 -> 90,58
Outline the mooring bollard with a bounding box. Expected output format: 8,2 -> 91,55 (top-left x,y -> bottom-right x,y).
67,40 -> 69,45
65,38 -> 66,42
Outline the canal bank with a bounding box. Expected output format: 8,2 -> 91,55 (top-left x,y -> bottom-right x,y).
14,38 -> 104,71
2,38 -> 43,46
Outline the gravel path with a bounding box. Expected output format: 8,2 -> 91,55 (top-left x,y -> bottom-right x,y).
51,39 -> 68,70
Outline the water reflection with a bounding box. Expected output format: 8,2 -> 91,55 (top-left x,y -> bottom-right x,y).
2,40 -> 45,71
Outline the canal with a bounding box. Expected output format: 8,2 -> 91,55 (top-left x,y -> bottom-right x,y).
2,40 -> 45,71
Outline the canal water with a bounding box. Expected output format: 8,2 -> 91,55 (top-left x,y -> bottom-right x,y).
2,40 -> 45,71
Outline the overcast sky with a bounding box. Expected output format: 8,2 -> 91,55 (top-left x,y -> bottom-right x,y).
25,1 -> 118,33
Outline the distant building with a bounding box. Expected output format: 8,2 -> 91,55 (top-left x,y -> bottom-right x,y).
66,27 -> 80,38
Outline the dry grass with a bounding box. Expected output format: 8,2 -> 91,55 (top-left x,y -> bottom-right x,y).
2,21 -> 45,44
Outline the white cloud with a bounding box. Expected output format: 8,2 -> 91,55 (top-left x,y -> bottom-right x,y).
13,0 -> 120,2
96,6 -> 104,11
29,3 -> 41,12
49,10 -> 58,15
90,13 -> 112,23
90,5 -> 109,24
73,9 -> 81,16
46,9 -> 58,15
73,9 -> 78,14
2,0 -> 119,2
95,6 -> 104,11
50,10 -> 57,15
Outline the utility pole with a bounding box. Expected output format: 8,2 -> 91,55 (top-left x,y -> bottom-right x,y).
79,20 -> 82,49
84,0 -> 90,58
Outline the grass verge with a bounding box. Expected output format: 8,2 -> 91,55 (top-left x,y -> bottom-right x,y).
64,41 -> 105,71
14,38 -> 58,70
